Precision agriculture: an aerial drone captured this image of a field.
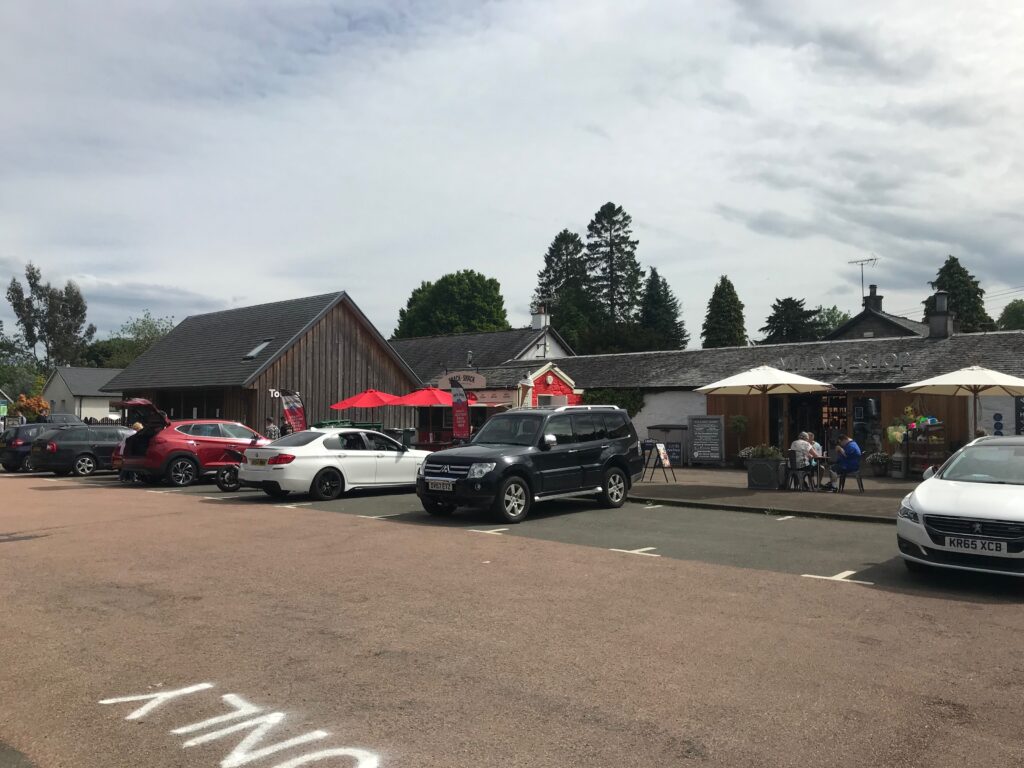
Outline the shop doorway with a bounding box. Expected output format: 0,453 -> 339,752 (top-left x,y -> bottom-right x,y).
779,392 -> 849,453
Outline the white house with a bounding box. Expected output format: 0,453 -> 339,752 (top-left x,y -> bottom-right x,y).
42,367 -> 124,420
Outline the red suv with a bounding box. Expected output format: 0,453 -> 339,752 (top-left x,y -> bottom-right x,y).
116,399 -> 269,486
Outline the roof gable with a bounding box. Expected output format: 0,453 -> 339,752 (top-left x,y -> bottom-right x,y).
824,308 -> 927,340
390,327 -> 571,381
102,292 -> 409,392
50,367 -> 124,397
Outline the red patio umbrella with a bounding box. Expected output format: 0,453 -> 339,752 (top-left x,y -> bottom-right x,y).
329,389 -> 400,410
394,386 -> 453,406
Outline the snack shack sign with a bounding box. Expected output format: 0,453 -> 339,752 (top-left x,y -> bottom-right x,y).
437,371 -> 487,389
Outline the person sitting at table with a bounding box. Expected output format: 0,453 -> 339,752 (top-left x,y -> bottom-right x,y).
789,432 -> 819,488
827,433 -> 862,492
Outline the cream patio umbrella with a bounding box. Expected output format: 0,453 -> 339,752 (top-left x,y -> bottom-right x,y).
696,365 -> 832,396
696,365 -> 832,446
898,365 -> 1024,438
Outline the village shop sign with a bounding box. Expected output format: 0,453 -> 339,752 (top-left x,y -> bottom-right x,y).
437,371 -> 487,389
775,350 -> 913,374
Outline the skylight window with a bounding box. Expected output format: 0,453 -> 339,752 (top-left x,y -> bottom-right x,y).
243,338 -> 273,360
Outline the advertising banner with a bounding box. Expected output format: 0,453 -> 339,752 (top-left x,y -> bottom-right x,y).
450,378 -> 470,440
279,389 -> 308,432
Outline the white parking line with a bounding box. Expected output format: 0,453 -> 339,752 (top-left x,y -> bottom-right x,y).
609,546 -> 661,557
276,503 -> 313,509
801,570 -> 874,585
356,513 -> 403,519
202,495 -> 250,501
469,528 -> 509,535
776,516 -> 795,521
644,504 -> 663,509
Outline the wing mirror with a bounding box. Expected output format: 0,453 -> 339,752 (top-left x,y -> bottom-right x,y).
542,434 -> 557,449
922,465 -> 936,480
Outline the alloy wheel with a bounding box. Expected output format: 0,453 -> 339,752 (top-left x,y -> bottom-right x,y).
74,456 -> 96,476
319,473 -> 341,497
169,459 -> 196,486
503,482 -> 526,516
607,472 -> 626,504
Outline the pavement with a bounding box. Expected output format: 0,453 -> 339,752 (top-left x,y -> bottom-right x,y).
1,470 -> 1023,768
633,467 -> 915,522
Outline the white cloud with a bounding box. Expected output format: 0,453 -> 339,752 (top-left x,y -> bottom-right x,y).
1,0 -> 1023,343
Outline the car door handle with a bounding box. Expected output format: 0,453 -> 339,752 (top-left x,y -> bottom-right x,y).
600,445 -> 609,449
567,449 -> 579,454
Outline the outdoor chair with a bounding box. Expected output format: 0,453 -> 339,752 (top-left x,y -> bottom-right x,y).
837,468 -> 864,493
785,450 -> 814,491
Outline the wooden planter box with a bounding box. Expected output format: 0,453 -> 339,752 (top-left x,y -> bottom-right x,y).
746,458 -> 785,489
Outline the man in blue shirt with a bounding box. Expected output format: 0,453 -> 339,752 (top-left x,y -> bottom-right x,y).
833,433 -> 862,491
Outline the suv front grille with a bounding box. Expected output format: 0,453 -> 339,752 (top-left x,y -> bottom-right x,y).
924,515 -> 1024,540
424,462 -> 470,479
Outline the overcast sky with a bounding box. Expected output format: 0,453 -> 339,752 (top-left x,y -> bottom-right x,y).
2,0 -> 1023,346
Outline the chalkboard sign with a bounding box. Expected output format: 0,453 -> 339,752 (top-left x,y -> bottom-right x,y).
688,415 -> 724,463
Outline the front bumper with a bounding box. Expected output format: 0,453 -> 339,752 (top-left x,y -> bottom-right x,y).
897,517 -> 1024,576
416,474 -> 502,507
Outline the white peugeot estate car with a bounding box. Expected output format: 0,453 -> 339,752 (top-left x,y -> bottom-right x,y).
239,428 -> 431,500
897,436 -> 1024,577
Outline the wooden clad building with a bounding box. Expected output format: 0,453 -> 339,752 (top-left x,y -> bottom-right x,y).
102,292 -> 420,429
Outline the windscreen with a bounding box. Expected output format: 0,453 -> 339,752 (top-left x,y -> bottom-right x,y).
939,444 -> 1024,485
473,414 -> 545,446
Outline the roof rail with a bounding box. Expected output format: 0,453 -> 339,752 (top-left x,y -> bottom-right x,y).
510,405 -> 621,412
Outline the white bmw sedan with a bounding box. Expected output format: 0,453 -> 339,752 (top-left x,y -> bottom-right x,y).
239,428 -> 431,500
898,436 -> 1024,577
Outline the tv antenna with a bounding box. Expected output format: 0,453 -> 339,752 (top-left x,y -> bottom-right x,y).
848,254 -> 879,298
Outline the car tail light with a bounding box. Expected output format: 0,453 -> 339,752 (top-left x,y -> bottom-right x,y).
10,438 -> 24,447
46,441 -> 58,453
240,453 -> 248,463
267,454 -> 295,465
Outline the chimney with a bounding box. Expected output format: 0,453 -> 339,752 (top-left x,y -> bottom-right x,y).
532,305 -> 550,330
863,284 -> 883,312
928,290 -> 955,338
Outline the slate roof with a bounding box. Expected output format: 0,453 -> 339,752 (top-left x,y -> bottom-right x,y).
390,327 -> 573,382
103,292 -> 417,391
552,331 -> 1024,390
54,367 -> 124,396
439,363 -> 541,389
824,307 -> 927,340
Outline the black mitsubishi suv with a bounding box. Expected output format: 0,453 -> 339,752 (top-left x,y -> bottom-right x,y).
416,406 -> 643,523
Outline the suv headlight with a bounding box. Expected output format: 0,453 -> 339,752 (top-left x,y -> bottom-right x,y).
898,500 -> 919,523
417,461 -> 425,477
467,462 -> 496,479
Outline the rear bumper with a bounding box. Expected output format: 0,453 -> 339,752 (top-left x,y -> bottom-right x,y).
0,450 -> 28,468
238,465 -> 310,493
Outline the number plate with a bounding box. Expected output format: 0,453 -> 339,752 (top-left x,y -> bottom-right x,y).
945,537 -> 1005,554
427,479 -> 454,492
251,458 -> 268,466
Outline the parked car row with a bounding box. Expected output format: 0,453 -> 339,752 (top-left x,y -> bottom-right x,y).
4,399 -> 647,524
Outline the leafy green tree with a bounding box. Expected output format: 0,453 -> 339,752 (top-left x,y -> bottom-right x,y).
393,270 -> 511,339
638,267 -> 688,349
922,255 -> 995,332
584,202 -> 644,322
814,305 -> 852,338
0,321 -> 39,399
759,297 -> 820,344
581,387 -> 645,416
6,262 -> 96,366
701,276 -> 746,348
86,311 -> 175,368
997,299 -> 1024,331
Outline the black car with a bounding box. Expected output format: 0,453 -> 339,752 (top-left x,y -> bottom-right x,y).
30,424 -> 136,476
0,423 -> 50,472
416,406 -> 643,523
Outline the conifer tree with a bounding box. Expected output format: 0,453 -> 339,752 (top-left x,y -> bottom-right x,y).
638,267 -> 688,349
759,298 -> 820,344
701,276 -> 746,348
584,202 -> 644,322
